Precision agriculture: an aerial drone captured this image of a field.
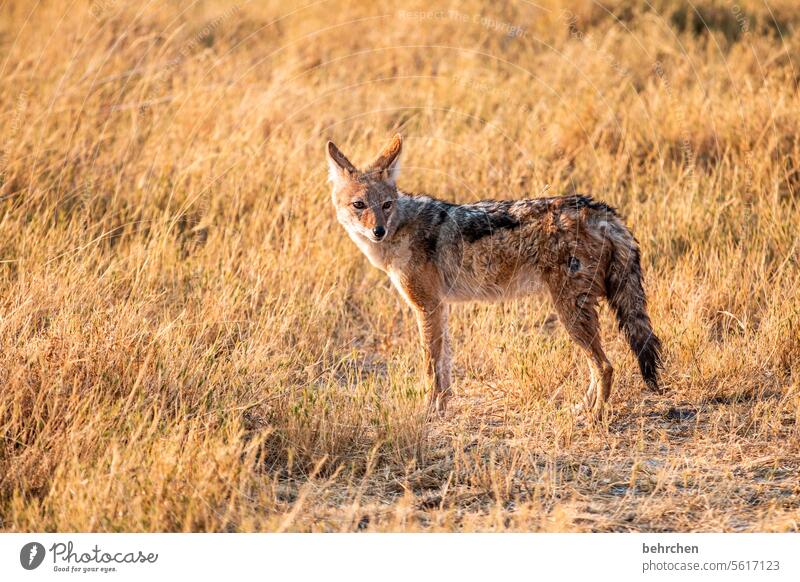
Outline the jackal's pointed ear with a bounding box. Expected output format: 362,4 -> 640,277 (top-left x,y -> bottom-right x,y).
367,134 -> 403,186
326,140 -> 358,188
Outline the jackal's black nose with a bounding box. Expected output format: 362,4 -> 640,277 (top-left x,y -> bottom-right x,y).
373,226 -> 386,239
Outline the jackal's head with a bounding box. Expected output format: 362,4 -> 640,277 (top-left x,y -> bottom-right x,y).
326,134 -> 403,243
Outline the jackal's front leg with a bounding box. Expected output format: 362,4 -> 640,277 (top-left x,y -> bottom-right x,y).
414,304 -> 452,415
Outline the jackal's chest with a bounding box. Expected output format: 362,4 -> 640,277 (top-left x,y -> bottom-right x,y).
349,234 -> 389,271
348,232 -> 413,274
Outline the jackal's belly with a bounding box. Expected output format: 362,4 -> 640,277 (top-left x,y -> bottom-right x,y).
441,264 -> 545,302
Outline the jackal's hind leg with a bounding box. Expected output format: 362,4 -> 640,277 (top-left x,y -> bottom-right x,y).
572,360 -> 598,415
552,294 -> 614,420
583,337 -> 613,420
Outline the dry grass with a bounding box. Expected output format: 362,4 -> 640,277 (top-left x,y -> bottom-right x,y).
1,0 -> 799,532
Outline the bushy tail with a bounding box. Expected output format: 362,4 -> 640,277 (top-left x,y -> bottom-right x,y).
605,227 -> 663,392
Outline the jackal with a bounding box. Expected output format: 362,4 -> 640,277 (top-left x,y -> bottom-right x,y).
327,134 -> 662,418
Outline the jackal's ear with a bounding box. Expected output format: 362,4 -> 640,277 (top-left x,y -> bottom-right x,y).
326,140 -> 358,188
367,134 -> 402,186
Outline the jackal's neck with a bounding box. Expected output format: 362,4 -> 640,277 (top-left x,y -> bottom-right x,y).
394,190 -> 416,226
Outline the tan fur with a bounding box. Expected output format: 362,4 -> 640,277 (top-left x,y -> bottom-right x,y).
327,135 -> 662,419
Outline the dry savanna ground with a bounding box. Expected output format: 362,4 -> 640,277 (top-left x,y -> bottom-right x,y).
1,0 -> 799,532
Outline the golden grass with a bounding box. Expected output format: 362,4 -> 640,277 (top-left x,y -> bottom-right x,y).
1,0 -> 799,532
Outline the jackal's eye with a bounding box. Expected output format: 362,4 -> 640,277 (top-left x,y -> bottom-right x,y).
382,201 -> 393,210
352,200 -> 366,210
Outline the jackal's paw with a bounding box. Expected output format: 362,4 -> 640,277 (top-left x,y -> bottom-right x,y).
571,401 -> 608,426
590,405 -> 609,424
428,392 -> 451,418
571,401 -> 587,415
569,402 -> 592,428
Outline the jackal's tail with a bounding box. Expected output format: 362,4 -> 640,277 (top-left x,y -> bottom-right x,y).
604,225 -> 663,392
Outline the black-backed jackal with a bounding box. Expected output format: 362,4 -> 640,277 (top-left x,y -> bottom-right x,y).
327,134 -> 662,419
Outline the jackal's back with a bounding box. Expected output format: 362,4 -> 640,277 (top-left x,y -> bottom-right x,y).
402,194 -> 622,301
